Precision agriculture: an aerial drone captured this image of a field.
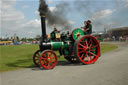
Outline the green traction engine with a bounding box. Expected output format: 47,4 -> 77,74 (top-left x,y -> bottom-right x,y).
33,16 -> 100,69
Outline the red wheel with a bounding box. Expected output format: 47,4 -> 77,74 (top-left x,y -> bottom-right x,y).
40,50 -> 57,69
33,50 -> 41,67
74,35 -> 100,64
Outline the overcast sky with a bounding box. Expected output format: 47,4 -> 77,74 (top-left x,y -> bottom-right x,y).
0,0 -> 128,38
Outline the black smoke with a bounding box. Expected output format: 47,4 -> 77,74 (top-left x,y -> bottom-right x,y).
39,0 -> 48,16
39,0 -> 72,31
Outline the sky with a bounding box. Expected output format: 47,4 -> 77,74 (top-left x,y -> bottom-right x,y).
0,0 -> 128,38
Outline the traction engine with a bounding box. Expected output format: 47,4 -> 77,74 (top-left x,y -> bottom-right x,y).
33,16 -> 100,69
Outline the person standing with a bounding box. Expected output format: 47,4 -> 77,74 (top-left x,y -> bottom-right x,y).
86,20 -> 92,35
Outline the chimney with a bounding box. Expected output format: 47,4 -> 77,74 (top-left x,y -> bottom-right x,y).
40,16 -> 46,40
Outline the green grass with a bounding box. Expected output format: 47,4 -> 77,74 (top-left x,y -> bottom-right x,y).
100,43 -> 118,53
0,44 -> 38,72
0,43 -> 118,72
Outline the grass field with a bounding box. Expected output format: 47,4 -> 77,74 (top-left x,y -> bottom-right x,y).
0,43 -> 118,72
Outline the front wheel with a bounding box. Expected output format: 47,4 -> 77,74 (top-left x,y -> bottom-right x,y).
39,50 -> 57,69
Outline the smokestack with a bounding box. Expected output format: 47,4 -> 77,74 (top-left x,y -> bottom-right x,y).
40,16 -> 46,39
39,0 -> 48,40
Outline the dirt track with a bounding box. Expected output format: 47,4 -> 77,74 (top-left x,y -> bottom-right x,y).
0,42 -> 128,85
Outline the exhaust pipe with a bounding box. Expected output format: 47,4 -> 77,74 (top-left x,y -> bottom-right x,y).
40,16 -> 46,40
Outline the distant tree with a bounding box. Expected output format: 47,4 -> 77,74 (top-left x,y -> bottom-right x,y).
35,35 -> 41,41
27,38 -> 35,42
21,38 -> 27,42
0,38 -> 2,41
1,37 -> 10,41
16,36 -> 20,42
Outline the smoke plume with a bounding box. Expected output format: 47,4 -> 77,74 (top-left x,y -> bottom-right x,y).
39,0 -> 128,32
39,0 -> 48,16
39,0 -> 72,31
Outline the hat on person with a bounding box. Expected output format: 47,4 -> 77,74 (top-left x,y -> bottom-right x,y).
87,20 -> 91,23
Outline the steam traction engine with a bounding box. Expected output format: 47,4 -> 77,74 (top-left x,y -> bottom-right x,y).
33,16 -> 100,69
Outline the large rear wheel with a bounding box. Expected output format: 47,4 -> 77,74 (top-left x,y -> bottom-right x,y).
74,35 -> 100,64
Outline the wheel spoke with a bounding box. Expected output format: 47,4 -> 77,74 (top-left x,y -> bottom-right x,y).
78,47 -> 84,50
91,45 -> 98,48
79,43 -> 85,48
83,54 -> 87,60
78,50 -> 85,53
35,58 -> 39,60
49,61 -> 54,65
79,43 -> 87,49
86,54 -> 90,61
47,52 -> 49,57
51,58 -> 56,62
82,39 -> 86,46
90,49 -> 95,51
35,56 -> 39,58
88,40 -> 92,48
42,60 -> 47,64
88,52 -> 96,56
89,52 -> 92,60
44,62 -> 47,66
42,54 -> 47,58
51,56 -> 55,60
80,54 -> 84,59
49,52 -> 52,57
88,39 -> 91,45
41,57 -> 47,60
35,55 -> 39,57
51,59 -> 56,62
51,57 -> 56,62
47,62 -> 50,67
85,40 -> 88,48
